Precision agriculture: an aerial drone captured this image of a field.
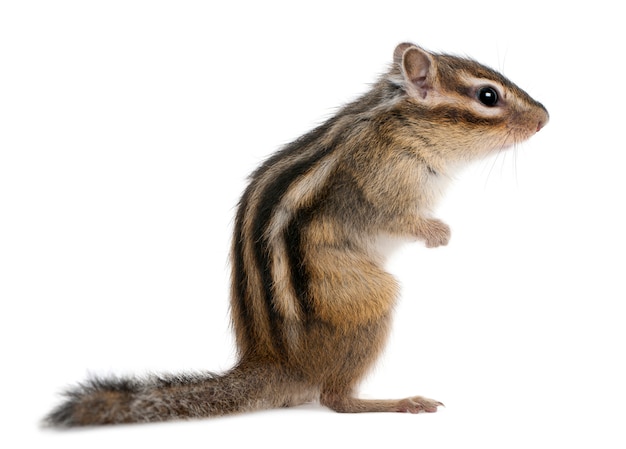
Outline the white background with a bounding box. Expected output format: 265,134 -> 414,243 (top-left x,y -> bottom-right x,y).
2,1 -> 625,447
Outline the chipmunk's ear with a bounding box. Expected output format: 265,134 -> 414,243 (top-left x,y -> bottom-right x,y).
394,43 -> 435,99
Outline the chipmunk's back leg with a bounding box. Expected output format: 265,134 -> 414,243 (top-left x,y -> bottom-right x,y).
316,321 -> 444,414
315,326 -> 444,414
304,246 -> 443,414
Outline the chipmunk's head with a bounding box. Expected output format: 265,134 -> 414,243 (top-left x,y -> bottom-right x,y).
389,43 -> 548,160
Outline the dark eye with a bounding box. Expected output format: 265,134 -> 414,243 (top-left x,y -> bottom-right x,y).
477,86 -> 499,107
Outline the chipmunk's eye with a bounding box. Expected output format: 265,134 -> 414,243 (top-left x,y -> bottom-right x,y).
477,86 -> 499,107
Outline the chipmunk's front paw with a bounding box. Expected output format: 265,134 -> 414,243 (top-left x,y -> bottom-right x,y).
420,218 -> 451,248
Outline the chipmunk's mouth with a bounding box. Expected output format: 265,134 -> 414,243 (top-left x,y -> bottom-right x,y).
503,122 -> 545,148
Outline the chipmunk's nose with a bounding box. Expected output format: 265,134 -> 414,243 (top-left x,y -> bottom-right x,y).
536,107 -> 549,132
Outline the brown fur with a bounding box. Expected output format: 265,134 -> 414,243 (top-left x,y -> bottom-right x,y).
45,43 -> 548,426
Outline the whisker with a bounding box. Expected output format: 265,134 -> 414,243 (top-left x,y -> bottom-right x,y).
511,152 -> 517,183
485,129 -> 515,187
496,42 -> 509,75
483,148 -> 498,187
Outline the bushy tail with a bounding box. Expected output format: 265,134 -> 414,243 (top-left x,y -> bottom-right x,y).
45,363 -> 289,427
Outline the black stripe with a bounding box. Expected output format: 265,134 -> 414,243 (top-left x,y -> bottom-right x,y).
283,170 -> 379,326
283,204 -> 317,323
230,116 -> 343,358
234,85 -> 392,355
251,141 -> 336,354
232,190 -> 254,354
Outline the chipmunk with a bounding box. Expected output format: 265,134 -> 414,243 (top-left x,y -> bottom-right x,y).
45,42 -> 548,426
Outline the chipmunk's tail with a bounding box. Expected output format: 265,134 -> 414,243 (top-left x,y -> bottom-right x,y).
44,362 -> 305,427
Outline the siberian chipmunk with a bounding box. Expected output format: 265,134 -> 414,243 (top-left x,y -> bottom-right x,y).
46,42 -> 548,426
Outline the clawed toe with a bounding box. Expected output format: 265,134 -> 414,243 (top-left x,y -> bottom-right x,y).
397,396 -> 444,414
